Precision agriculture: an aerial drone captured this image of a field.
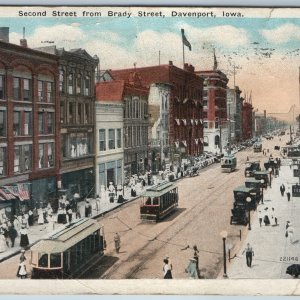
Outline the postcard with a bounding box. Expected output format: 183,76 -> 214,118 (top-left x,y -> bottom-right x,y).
0,5 -> 300,295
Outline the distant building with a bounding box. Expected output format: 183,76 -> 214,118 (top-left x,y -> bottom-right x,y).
196,68 -> 229,153
0,32 -> 60,213
242,101 -> 253,140
95,81 -> 124,194
112,61 -> 204,169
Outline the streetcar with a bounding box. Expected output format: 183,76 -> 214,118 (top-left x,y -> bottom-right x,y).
221,155 -> 237,172
253,142 -> 262,152
30,218 -> 105,279
282,146 -> 300,158
140,181 -> 178,221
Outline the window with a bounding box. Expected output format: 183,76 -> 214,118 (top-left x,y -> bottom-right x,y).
0,110 -> 6,137
14,146 -> 20,173
117,129 -> 122,148
60,102 -> 64,124
128,127 -> 132,147
23,79 -> 31,101
38,112 -> 45,134
47,112 -> 54,134
59,69 -> 65,93
76,74 -> 82,94
69,133 -> 90,158
99,129 -> 106,151
84,103 -> 89,124
38,81 -> 44,102
69,102 -> 74,123
68,74 -> 74,94
0,75 -> 4,99
23,145 -> 32,171
50,253 -> 61,268
84,75 -> 90,96
137,127 -> 140,146
24,111 -> 32,136
78,103 -> 83,124
39,144 -> 45,169
0,147 -> 6,176
13,77 -> 20,100
47,82 -> 53,103
108,129 -> 115,150
13,111 -> 21,136
48,143 -> 54,167
203,121 -> 208,129
99,163 -> 106,187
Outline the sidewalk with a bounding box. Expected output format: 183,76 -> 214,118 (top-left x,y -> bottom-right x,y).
227,161 -> 300,279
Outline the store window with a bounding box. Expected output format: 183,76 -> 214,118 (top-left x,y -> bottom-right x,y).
13,111 -> 21,136
38,112 -> 45,134
39,144 -> 45,169
24,111 -> 32,136
14,146 -> 20,173
70,133 -> 90,158
0,147 -> 6,176
108,129 -> 115,150
0,110 -> 6,137
23,144 -> 32,171
117,129 -> 122,148
99,129 -> 106,151
48,143 -> 54,167
0,75 -> 4,99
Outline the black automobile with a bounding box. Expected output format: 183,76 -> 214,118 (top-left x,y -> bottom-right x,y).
245,161 -> 261,177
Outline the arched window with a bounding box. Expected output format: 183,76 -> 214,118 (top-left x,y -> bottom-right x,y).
76,73 -> 82,94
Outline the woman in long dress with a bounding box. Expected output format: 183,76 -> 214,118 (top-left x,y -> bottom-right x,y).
37,208 -> 44,225
0,231 -> 8,253
20,226 -> 29,248
18,261 -> 27,279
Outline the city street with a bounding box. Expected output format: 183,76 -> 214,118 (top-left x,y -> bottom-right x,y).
0,134 -> 288,279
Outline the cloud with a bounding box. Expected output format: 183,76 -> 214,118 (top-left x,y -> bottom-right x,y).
260,23 -> 300,44
10,24 -> 85,48
70,22 -> 81,27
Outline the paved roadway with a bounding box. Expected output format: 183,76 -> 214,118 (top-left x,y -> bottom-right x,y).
0,133 -> 287,279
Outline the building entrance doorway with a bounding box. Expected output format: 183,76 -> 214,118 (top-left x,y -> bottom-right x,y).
107,168 -> 115,187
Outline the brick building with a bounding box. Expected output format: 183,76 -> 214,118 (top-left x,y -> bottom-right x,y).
112,61 -> 204,169
242,100 -> 253,140
0,33 -> 60,214
196,69 -> 229,153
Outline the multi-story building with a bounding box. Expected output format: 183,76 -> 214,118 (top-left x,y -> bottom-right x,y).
242,100 -> 253,140
57,48 -> 99,200
95,81 -> 124,194
112,61 -> 204,169
226,86 -> 243,143
196,69 -> 229,153
106,71 -> 149,177
0,31 -> 60,213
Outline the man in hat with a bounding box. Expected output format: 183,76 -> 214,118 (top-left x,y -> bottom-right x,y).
242,243 -> 254,267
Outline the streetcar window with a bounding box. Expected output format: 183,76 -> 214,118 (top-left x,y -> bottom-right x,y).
38,253 -> 49,268
153,197 -> 159,205
146,197 -> 151,205
50,253 -> 62,268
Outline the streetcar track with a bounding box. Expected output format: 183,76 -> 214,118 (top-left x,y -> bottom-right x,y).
99,160 -> 246,279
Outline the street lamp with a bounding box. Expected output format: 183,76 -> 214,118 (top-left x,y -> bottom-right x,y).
268,167 -> 272,187
246,197 -> 252,230
260,179 -> 264,204
220,230 -> 228,278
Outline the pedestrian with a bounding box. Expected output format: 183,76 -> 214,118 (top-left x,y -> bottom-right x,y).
185,258 -> 199,279
20,225 -> 29,249
67,207 -> 73,223
8,224 -> 17,247
163,258 -> 173,279
28,209 -> 34,226
280,184 -> 285,197
0,230 -> 7,252
271,208 -> 278,226
193,245 -> 201,278
96,194 -> 101,213
242,243 -> 254,267
286,223 -> 295,243
19,249 -> 26,262
114,232 -> 121,253
2,223 -> 9,247
258,210 -> 263,227
287,191 -> 291,202
17,260 -> 27,279
263,207 -> 270,226
37,208 -> 44,225
165,255 -> 173,271
246,156 -> 249,162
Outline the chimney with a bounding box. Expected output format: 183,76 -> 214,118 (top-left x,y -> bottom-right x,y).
169,61 -> 173,66
0,27 -> 9,43
20,27 -> 28,48
189,64 -> 195,73
183,63 -> 189,71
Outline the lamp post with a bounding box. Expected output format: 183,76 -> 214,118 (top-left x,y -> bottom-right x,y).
246,197 -> 252,230
268,167 -> 272,187
220,230 -> 228,278
260,179 -> 264,204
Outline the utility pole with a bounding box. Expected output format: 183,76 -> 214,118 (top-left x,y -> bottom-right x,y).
228,105 -> 231,155
220,123 -> 222,155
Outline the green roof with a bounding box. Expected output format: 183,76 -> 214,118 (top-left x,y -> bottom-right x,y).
233,185 -> 254,193
31,218 -> 102,253
254,171 -> 269,175
142,181 -> 176,197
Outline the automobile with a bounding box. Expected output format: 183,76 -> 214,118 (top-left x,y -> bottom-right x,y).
253,171 -> 269,188
274,145 -> 280,150
245,161 -> 261,177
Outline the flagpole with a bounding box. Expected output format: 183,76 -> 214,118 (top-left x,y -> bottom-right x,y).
182,36 -> 185,68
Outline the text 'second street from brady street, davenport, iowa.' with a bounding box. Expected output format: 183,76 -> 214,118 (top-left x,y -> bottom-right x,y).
2,5 -> 300,295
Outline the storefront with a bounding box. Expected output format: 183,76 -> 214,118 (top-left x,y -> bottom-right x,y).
61,168 -> 94,201
31,176 -> 56,209
98,159 -> 123,189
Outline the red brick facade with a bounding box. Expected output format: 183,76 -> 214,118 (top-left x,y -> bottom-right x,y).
0,40 -> 60,207
112,61 -> 204,156
242,101 -> 253,140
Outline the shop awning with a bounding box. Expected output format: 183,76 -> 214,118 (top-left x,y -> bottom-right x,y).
0,184 -> 30,201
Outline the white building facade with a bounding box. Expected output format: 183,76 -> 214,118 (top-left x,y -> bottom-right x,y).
95,102 -> 124,195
